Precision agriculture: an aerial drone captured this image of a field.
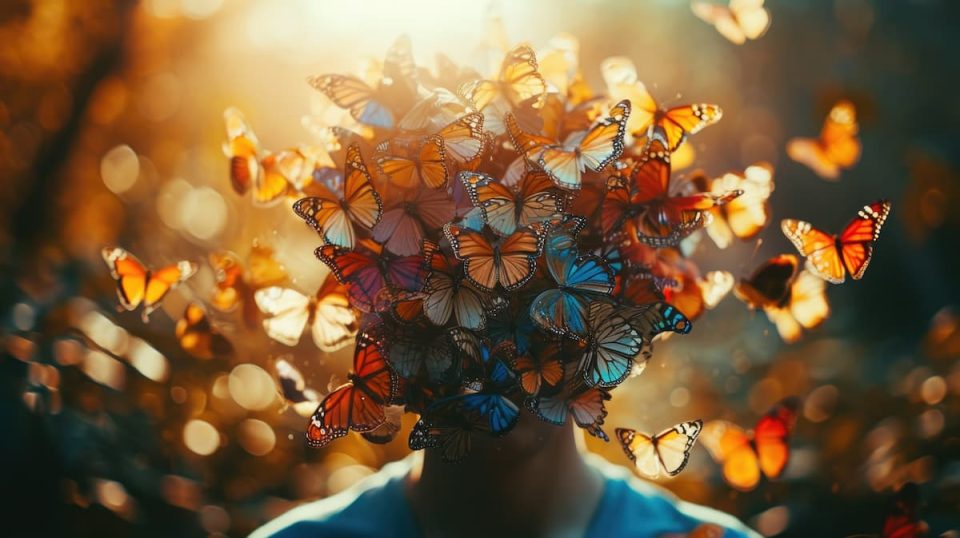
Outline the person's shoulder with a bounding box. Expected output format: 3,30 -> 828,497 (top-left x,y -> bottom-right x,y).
587,454 -> 761,538
249,457 -> 415,538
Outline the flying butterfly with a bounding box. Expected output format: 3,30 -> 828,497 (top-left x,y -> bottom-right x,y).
701,398 -> 800,491
695,162 -> 775,249
274,357 -> 321,417
781,199 -> 891,284
787,100 -> 862,180
665,270 -> 735,321
293,144 -> 382,249
600,56 -> 722,150
308,35 -> 418,129
459,44 -> 547,120
175,303 -> 234,360
615,420 -> 703,479
315,239 -> 424,314
101,247 -> 197,322
372,185 -> 456,256
733,255 -> 829,343
526,366 -> 611,440
691,0 -> 771,45
387,326 -> 459,382
511,339 -> 563,396
222,107 -> 289,206
433,112 -> 486,165
208,246 -> 287,328
577,301 -> 646,388
460,169 -> 566,237
376,135 -> 448,190
443,223 -> 546,291
254,273 -> 358,352
306,332 -> 399,448
421,240 -> 490,331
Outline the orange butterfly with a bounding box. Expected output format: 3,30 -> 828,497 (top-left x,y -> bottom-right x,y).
781,200 -> 891,284
665,270 -> 734,321
701,398 -> 799,491
734,255 -> 830,343
512,340 -> 563,396
691,0 -> 771,45
601,56 -> 722,151
102,247 -> 197,322
443,223 -> 546,291
208,246 -> 288,329
175,303 -> 234,360
222,107 -> 291,206
376,135 -> 448,190
695,162 -> 775,249
459,45 -> 547,123
787,100 -> 861,180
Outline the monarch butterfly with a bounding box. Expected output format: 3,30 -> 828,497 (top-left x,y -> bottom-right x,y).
600,56 -> 722,150
507,100 -> 631,190
615,420 -> 703,478
306,332 -> 399,448
421,240 -> 490,330
308,36 -> 418,129
691,0 -> 771,45
701,398 -> 800,491
511,339 -> 563,396
175,303 -> 234,360
696,162 -> 775,249
781,199 -> 891,284
208,246 -> 288,328
443,223 -> 546,291
733,254 -> 799,310
434,112 -> 486,164
529,224 -> 614,339
293,144 -> 382,249
273,357 -> 321,417
787,100 -> 861,180
222,107 -> 291,206
102,247 -> 197,322
375,135 -> 449,190
460,169 -> 566,237
253,273 -> 358,352
372,185 -> 456,256
459,44 -> 547,116
526,366 -> 611,440
315,239 -> 424,313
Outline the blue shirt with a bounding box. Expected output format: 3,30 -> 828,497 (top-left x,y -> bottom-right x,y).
252,454 -> 760,538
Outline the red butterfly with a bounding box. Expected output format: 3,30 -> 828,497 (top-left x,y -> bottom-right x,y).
316,239 -> 424,313
781,200 -> 891,284
306,332 -> 399,448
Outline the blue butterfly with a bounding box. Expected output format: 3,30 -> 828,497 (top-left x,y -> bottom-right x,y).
439,334 -> 520,436
530,224 -> 614,338
578,301 -> 643,388
488,299 -> 536,355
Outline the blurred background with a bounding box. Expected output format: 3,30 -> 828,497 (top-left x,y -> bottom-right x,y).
1,0 -> 959,536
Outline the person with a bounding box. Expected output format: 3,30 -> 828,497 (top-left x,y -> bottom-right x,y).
252,411 -> 760,538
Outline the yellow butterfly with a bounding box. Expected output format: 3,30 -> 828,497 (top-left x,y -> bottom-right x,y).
254,274 -> 358,352
692,0 -> 771,45
615,420 -> 703,478
787,100 -> 861,180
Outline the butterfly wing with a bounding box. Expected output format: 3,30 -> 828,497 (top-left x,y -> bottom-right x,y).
102,247 -> 147,311
311,274 -> 359,352
659,103 -> 723,151
616,428 -> 662,478
701,420 -> 761,491
653,420 -> 703,476
342,144 -> 383,229
731,0 -> 771,40
755,398 -> 798,480
436,113 -> 485,164
495,226 -> 546,290
254,286 -> 311,346
293,190 -> 356,249
498,44 -> 547,109
175,303 -> 234,360
781,219 -> 845,283
692,2 -> 747,44
418,135 -> 449,189
580,302 -> 642,387
838,199 -> 891,280
574,99 -> 630,171
567,384 -> 611,440
315,245 -> 385,313
309,74 -> 394,129
143,261 -> 198,321
222,107 -> 262,196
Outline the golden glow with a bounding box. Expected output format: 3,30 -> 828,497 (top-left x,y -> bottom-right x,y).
183,419 -> 220,456
237,418 -> 276,456
228,364 -> 276,411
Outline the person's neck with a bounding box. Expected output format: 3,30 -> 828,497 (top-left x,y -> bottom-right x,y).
405,416 -> 606,538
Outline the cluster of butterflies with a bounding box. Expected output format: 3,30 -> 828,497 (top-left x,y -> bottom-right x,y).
101,34 -> 890,485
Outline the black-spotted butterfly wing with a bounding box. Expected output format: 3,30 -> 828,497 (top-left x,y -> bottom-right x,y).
102,247 -> 198,322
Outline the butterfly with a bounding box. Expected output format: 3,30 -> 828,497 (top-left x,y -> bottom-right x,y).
600,57 -> 723,150
622,301 -> 693,373
691,0 -> 771,45
487,298 -> 537,355
733,254 -> 799,310
101,247 -> 198,322
421,240 -> 490,330
602,131 -> 740,246
459,44 -> 547,120
696,162 -> 775,249
507,100 -> 631,190
208,246 -> 288,328
175,303 -> 234,360
615,420 -> 703,478
701,398 -> 799,491
460,170 -> 566,237
308,36 -> 418,129
253,273 -> 358,352
577,301 -> 646,388
409,409 -> 487,463
372,185 -> 456,256
293,144 -> 383,249
511,339 -> 563,396
526,366 -> 611,440
273,357 -> 321,417
781,199 -> 891,284
306,331 -> 399,448
529,223 -> 615,339
385,325 -> 460,382
222,107 -> 291,206
664,270 -> 734,321
433,112 -> 486,165
787,100 -> 861,180
443,223 -> 546,291
315,239 -> 424,313
362,404 -> 404,444
375,135 -> 448,190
